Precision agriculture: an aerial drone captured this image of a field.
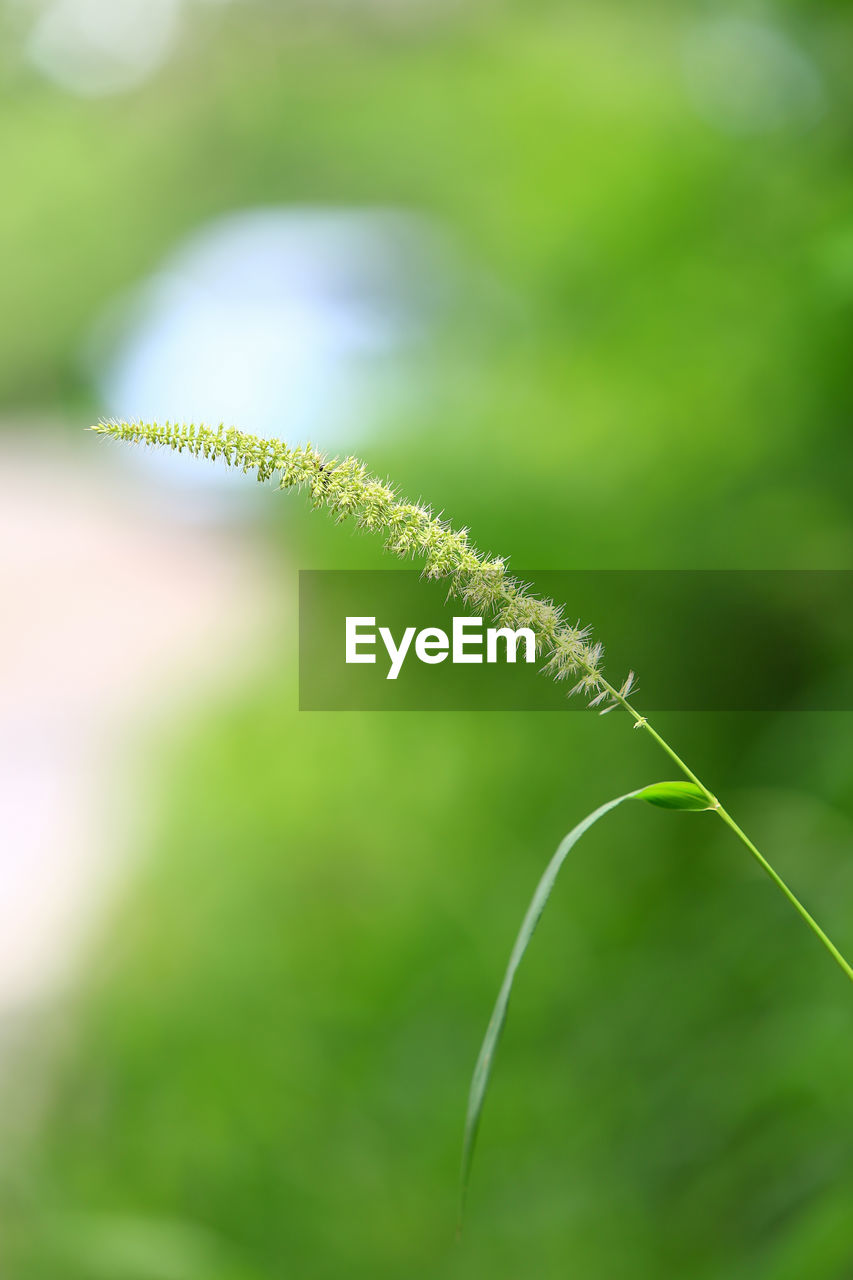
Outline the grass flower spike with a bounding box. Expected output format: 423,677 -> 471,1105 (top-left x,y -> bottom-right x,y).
92,419 -> 611,702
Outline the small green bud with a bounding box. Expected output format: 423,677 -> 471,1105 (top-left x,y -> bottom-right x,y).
635,782 -> 716,811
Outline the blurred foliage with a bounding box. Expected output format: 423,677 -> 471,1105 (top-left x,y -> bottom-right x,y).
2,1 -> 853,1277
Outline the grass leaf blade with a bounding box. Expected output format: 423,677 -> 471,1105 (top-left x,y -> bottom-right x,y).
459,788 -> 640,1229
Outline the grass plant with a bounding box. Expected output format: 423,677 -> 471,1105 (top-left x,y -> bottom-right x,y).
92,419 -> 853,1225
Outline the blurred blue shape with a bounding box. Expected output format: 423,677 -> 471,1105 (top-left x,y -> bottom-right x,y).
90,207 -> 451,509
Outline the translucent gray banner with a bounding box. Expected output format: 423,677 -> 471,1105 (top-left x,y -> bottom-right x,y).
298,570 -> 853,711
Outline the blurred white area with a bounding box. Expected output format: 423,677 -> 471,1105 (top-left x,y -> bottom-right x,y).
0,429 -> 276,1021
682,18 -> 825,135
23,0 -> 229,96
90,207 -> 451,497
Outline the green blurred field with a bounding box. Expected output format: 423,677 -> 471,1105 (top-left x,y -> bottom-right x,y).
3,3 -> 853,1276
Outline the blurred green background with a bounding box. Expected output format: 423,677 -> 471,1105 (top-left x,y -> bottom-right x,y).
2,2 -> 853,1277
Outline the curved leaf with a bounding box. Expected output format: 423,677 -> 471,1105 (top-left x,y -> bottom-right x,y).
459,788 -> 640,1228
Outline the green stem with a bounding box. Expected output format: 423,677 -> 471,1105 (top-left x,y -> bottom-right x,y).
601,681 -> 853,987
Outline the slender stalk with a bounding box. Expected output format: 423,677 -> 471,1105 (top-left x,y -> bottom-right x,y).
712,806 -> 853,983
603,680 -> 853,986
